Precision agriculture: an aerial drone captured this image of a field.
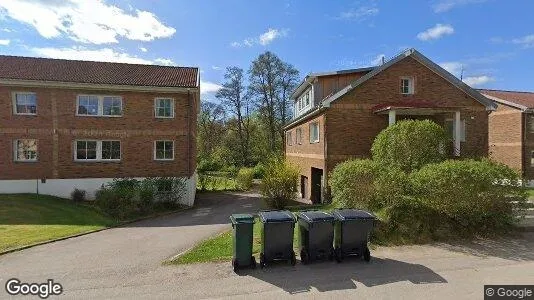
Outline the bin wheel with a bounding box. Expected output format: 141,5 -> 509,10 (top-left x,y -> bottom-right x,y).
334,248 -> 343,263
290,251 -> 297,266
363,247 -> 371,262
251,256 -> 257,269
232,258 -> 239,273
259,253 -> 265,269
300,249 -> 309,265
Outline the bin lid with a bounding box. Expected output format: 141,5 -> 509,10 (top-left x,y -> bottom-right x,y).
296,211 -> 334,223
230,213 -> 255,224
258,210 -> 295,223
333,209 -> 375,221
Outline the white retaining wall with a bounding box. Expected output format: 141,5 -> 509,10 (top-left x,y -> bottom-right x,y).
0,175 -> 197,206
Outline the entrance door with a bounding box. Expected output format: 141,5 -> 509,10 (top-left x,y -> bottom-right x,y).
311,168 -> 323,204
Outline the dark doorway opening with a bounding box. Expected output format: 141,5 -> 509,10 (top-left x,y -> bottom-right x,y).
311,168 -> 323,204
300,176 -> 308,199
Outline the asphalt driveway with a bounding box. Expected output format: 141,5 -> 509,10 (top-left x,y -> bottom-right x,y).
1,192 -> 533,299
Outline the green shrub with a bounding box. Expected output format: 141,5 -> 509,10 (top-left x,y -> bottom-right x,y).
95,187 -> 137,220
260,158 -> 299,209
70,188 -> 86,203
329,159 -> 379,209
371,120 -> 449,172
253,163 -> 266,179
410,159 -> 527,232
236,168 -> 254,191
197,158 -> 223,173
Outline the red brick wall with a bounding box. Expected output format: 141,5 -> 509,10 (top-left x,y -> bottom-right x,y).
488,103 -> 523,175
0,85 -> 198,180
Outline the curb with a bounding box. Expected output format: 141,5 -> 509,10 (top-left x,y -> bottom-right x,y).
0,207 -> 191,256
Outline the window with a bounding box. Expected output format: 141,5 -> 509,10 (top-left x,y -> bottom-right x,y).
400,77 -> 414,94
14,139 -> 38,162
296,128 -> 303,145
287,131 -> 293,146
445,119 -> 466,142
529,115 -> 534,133
13,92 -> 37,115
531,151 -> 534,167
310,122 -> 320,143
154,141 -> 174,160
75,140 -> 121,161
155,98 -> 174,118
305,91 -> 310,106
77,95 -> 122,117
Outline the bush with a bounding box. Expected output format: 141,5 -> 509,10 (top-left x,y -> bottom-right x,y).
197,158 -> 223,173
410,159 -> 527,232
70,188 -> 86,203
260,158 -> 299,209
236,168 -> 254,191
95,187 -> 137,220
371,120 -> 449,172
253,163 -> 266,179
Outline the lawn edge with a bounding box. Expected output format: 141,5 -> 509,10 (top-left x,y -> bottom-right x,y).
0,206 -> 191,256
164,228 -> 232,265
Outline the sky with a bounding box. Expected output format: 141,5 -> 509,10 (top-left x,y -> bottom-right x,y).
0,0 -> 533,102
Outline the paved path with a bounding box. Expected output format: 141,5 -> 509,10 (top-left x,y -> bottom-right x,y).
1,193 -> 533,299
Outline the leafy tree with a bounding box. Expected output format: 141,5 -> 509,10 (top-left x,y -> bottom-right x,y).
198,101 -> 225,162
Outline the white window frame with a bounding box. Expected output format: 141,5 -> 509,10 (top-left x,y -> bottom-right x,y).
13,139 -> 38,162
400,77 -> 414,95
154,140 -> 175,161
309,122 -> 320,144
445,118 -> 466,142
296,127 -> 303,145
74,140 -> 121,162
12,92 -> 37,115
76,95 -> 123,117
154,98 -> 175,119
287,131 -> 293,146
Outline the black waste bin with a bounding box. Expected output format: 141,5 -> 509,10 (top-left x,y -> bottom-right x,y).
230,214 -> 256,272
258,210 -> 296,268
332,209 -> 375,262
296,211 -> 335,264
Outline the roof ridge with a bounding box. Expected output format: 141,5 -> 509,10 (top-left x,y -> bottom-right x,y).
478,88 -> 534,94
0,54 -> 198,70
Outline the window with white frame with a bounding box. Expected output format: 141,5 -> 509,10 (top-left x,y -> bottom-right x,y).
77,95 -> 122,116
445,119 -> 466,142
75,140 -> 121,161
287,131 -> 293,146
295,88 -> 312,117
13,92 -> 37,115
154,98 -> 174,118
296,128 -> 303,145
400,77 -> 414,94
154,140 -> 174,160
309,122 -> 319,143
14,139 -> 38,162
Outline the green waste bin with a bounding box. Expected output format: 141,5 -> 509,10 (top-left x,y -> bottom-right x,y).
230,214 -> 256,272
258,210 -> 296,268
296,211 -> 335,264
333,209 -> 375,262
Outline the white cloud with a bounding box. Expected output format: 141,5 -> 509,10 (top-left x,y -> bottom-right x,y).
259,28 -> 287,46
463,75 -> 494,86
211,66 -> 221,70
231,28 -> 288,48
371,54 -> 385,65
512,34 -> 534,48
0,39 -> 10,46
200,80 -> 222,95
432,0 -> 487,13
0,0 -> 175,44
32,46 -> 155,64
139,47 -> 147,52
439,62 -> 463,76
417,24 -> 454,41
154,58 -> 175,66
337,6 -> 379,21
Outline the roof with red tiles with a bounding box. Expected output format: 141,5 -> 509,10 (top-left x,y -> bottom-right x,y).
479,89 -> 534,110
0,55 -> 199,88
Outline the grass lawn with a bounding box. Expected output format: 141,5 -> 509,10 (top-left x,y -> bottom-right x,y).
0,194 -> 117,253
170,217 -> 300,264
527,189 -> 534,199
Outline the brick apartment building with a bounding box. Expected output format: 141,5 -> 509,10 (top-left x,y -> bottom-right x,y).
0,55 -> 199,204
481,89 -> 534,182
284,49 -> 496,203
